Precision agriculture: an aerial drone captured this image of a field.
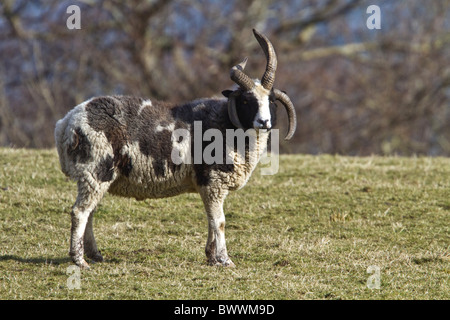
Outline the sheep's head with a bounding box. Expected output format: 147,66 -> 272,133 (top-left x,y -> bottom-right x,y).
222,29 -> 297,140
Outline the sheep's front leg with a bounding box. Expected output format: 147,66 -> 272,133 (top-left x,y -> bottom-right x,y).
201,189 -> 235,267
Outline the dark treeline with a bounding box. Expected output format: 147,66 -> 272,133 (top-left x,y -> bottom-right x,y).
0,0 -> 449,155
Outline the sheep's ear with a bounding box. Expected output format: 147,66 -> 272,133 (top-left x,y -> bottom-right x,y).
222,90 -> 233,98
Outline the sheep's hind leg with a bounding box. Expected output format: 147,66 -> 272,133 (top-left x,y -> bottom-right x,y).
83,207 -> 103,263
70,179 -> 110,269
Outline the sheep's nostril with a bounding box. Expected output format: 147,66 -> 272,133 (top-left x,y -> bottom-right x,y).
256,119 -> 271,129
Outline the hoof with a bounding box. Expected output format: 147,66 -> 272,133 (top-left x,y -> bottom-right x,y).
222,259 -> 235,267
87,252 -> 104,263
75,259 -> 90,270
70,254 -> 90,270
209,257 -> 235,267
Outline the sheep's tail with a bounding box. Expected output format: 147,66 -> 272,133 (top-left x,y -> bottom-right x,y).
54,116 -> 71,177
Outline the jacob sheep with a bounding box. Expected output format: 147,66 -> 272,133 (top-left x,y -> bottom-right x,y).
55,29 -> 297,268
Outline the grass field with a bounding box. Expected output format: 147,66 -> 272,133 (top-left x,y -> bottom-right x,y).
0,148 -> 448,299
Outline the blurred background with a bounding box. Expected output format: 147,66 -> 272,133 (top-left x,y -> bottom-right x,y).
0,0 -> 449,155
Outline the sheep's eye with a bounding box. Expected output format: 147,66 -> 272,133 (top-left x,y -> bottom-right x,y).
243,100 -> 248,104
269,92 -> 276,102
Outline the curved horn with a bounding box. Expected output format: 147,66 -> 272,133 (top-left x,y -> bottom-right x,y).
253,29 -> 277,90
227,92 -> 244,129
230,57 -> 255,91
274,89 -> 297,140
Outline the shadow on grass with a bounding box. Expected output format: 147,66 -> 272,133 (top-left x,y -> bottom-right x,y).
0,255 -> 71,265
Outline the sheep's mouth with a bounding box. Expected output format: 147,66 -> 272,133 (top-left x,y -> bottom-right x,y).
255,128 -> 271,134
